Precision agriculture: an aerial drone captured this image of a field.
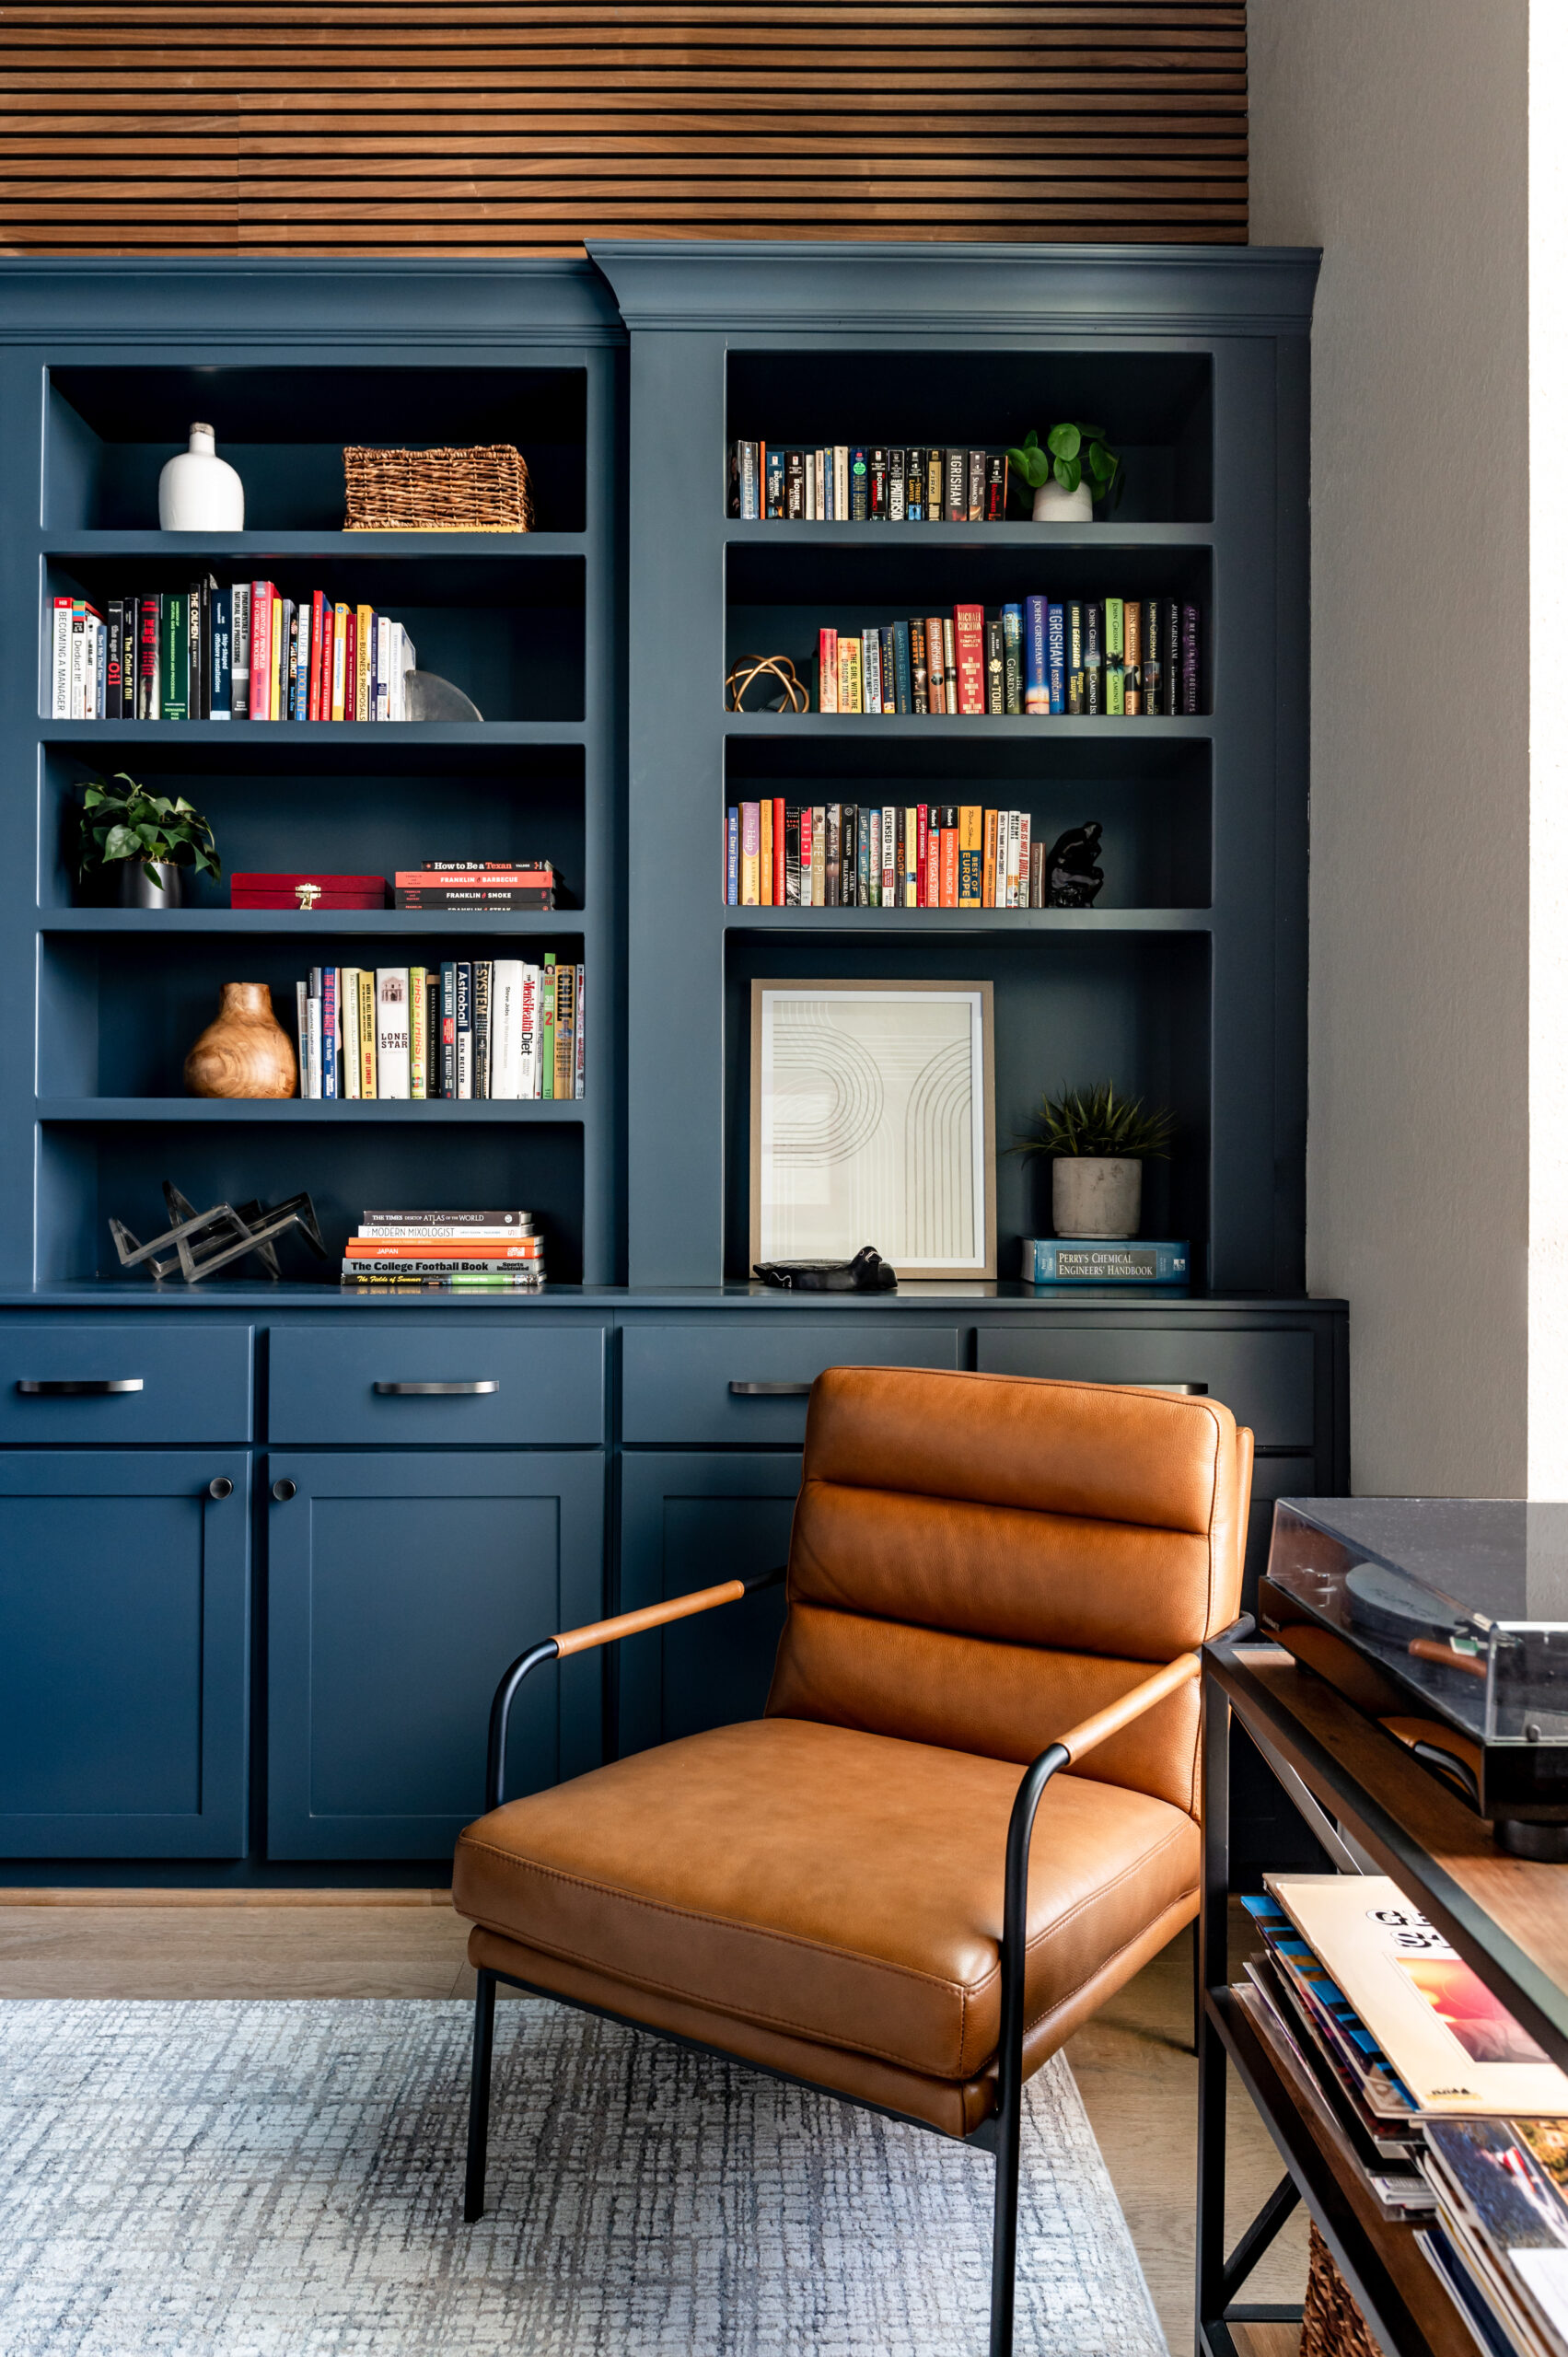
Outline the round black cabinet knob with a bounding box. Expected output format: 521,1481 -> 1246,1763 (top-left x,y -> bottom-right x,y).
272,1478 -> 297,1503
207,1476 -> 234,1501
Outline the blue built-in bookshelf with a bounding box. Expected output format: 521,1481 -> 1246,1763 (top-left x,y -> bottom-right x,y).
0,251 -> 1347,1882
2,263 -> 624,1289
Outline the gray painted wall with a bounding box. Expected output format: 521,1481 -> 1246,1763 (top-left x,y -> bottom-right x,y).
1249,0 -> 1529,1494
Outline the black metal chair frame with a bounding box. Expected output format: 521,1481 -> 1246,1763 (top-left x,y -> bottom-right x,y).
459,1565 -> 1212,2357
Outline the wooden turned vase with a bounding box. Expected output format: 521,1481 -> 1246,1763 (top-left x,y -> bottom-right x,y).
183,982 -> 296,1099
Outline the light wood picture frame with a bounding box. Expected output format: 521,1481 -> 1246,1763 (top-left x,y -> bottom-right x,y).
749,979 -> 997,1280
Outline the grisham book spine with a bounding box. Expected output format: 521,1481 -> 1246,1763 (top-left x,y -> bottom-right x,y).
1104,597 -> 1124,716
1142,598 -> 1163,716
1123,598 -> 1143,714
1047,603 -> 1064,715
945,447 -> 967,524
1064,599 -> 1083,717
1084,598 -> 1102,716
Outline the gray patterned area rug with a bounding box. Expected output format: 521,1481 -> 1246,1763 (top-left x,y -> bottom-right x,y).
0,1997 -> 1167,2357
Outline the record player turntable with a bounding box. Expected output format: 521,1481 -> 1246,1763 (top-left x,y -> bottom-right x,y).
1260,1498 -> 1568,1858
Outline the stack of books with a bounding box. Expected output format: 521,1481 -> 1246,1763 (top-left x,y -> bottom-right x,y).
341,1208 -> 545,1291
807,598 -> 1199,717
295,956 -> 583,1100
1237,1877 -> 1568,2355
52,585 -> 418,721
730,443 -> 1009,523
725,801 -> 1063,909
393,861 -> 557,911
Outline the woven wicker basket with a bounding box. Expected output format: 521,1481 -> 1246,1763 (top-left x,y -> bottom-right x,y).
343,445 -> 534,533
1302,2223 -> 1380,2357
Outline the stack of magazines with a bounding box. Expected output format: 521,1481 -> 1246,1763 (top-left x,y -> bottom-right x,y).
341,1208 -> 544,1290
1237,1877 -> 1568,2356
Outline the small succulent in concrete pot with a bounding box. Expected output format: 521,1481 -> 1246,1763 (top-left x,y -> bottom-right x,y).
1013,1080 -> 1174,1238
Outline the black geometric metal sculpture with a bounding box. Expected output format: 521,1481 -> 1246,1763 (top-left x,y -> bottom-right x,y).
110,1179 -> 326,1283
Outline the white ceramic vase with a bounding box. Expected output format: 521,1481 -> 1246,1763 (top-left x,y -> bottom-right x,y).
1052,1156 -> 1142,1238
158,424 -> 244,532
1032,478 -> 1094,524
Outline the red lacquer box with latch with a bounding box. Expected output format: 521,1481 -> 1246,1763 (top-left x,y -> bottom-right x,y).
229,873 -> 389,911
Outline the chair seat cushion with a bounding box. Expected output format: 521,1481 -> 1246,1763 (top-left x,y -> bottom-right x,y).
452,1716 -> 1198,2084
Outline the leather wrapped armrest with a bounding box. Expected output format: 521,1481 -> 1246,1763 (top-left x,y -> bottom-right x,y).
1053,1652 -> 1202,1766
554,1564 -> 785,1657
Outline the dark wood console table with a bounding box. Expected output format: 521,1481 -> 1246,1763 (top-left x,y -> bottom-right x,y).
1197,1628 -> 1568,2357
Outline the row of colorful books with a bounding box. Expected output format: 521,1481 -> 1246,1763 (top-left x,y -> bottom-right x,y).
1238,1877 -> 1568,2357
50,586 -> 416,721
811,599 -> 1200,716
730,444 -> 1011,523
341,1206 -> 544,1289
294,958 -> 583,1101
726,801 -> 1073,909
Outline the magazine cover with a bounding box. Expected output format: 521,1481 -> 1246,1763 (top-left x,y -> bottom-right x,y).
1267,1876 -> 1568,2118
1424,2118 -> 1568,2355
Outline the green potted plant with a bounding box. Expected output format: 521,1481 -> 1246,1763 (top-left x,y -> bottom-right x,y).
75,772 -> 220,909
1013,1080 -> 1174,1237
1007,424 -> 1124,523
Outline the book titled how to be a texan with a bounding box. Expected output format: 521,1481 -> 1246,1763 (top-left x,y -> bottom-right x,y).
1023,1239 -> 1190,1285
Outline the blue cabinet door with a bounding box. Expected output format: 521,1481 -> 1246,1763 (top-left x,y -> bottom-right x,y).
0,1451 -> 250,1857
266,1450 -> 605,1860
617,1452 -> 800,1757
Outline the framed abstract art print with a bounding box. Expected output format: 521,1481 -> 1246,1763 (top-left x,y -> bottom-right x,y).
749,979 -> 996,1279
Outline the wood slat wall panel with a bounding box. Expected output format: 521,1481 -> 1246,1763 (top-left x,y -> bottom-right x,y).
0,4 -> 1248,256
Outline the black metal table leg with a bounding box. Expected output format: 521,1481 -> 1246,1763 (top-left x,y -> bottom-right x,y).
1195,1666 -> 1231,2350
464,1967 -> 497,2223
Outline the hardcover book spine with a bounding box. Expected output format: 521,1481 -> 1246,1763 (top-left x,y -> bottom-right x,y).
158,591 -> 185,721
1084,599 -> 1103,715
905,447 -> 924,521
1005,811 -> 1021,907
915,804 -> 928,905
892,618 -> 912,714
910,617 -> 929,714
1143,599 -> 1162,716
321,965 -> 338,1098
926,450 -> 944,521
810,806 -> 825,904
849,447 -> 868,520
295,597 -> 313,723
784,806 -> 801,905
819,626 -> 838,713
739,440 -> 759,519
833,447 -> 849,517
772,797 -> 785,904
867,448 -> 889,519
764,446 -> 784,517
355,604 -> 373,722
739,802 -> 760,905
1029,838 -> 1047,909
455,960 -> 473,1098
986,452 -> 1007,520
1065,600 -> 1083,716
296,981 -> 309,1096
340,969 -> 360,1097
552,960 -> 575,1100
210,587 -> 232,720
726,806 -> 738,904
888,447 -> 906,521
1181,602 -> 1201,714
575,962 -> 586,1098
1047,604 -> 1064,714
376,968 -> 411,1099
862,630 -> 882,715
1017,812 -> 1032,906
440,961 -> 456,1098
473,958 -> 491,1098
982,807 -> 999,906
104,599 -> 123,716
857,807 -> 871,905
958,805 -> 982,906
938,806 -> 959,907
356,968 -> 377,1098
945,448 -> 967,524
925,808 -> 941,907
784,448 -> 805,519
1164,598 -> 1181,715
879,625 -> 896,717
882,803 -> 897,906
540,954 -> 556,1099
187,581 -> 203,720
1104,597 -> 1125,715
984,618 -> 1004,714
943,617 -> 957,704
517,964 -> 540,1098
841,635 -> 863,714
230,584 -> 250,719
1003,603 -> 1023,714
1123,598 -> 1143,714
51,598 -> 72,718
954,604 -> 985,714
250,583 -> 272,721
825,805 -> 841,907
926,613 -> 947,713
967,449 -> 985,523
759,798 -> 773,906
331,603 -> 349,720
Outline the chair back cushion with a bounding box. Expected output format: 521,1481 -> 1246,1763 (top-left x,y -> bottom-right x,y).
765,1366 -> 1250,1813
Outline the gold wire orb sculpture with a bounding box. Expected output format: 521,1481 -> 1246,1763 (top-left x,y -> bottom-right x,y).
725,654 -> 809,714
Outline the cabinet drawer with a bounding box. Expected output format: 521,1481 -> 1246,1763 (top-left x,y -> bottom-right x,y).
268,1322 -> 605,1446
621,1320 -> 962,1445
974,1328 -> 1316,1450
0,1321 -> 252,1444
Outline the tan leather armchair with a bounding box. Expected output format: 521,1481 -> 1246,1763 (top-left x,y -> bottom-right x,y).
453,1366 -> 1252,2356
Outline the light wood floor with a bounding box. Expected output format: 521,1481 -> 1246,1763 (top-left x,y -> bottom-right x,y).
0,1892 -> 1305,2354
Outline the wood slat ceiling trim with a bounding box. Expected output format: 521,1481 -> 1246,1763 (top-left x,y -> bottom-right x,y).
0,4 -> 1248,257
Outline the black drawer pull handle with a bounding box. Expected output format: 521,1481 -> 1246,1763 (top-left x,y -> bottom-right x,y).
17,1377 -> 145,1396
373,1380 -> 500,1396
1112,1380 -> 1209,1396
208,1477 -> 233,1501
729,1381 -> 814,1397
272,1478 -> 296,1503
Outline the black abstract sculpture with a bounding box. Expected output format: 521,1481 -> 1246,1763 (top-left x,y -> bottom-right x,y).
1043,821 -> 1105,908
110,1179 -> 326,1283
